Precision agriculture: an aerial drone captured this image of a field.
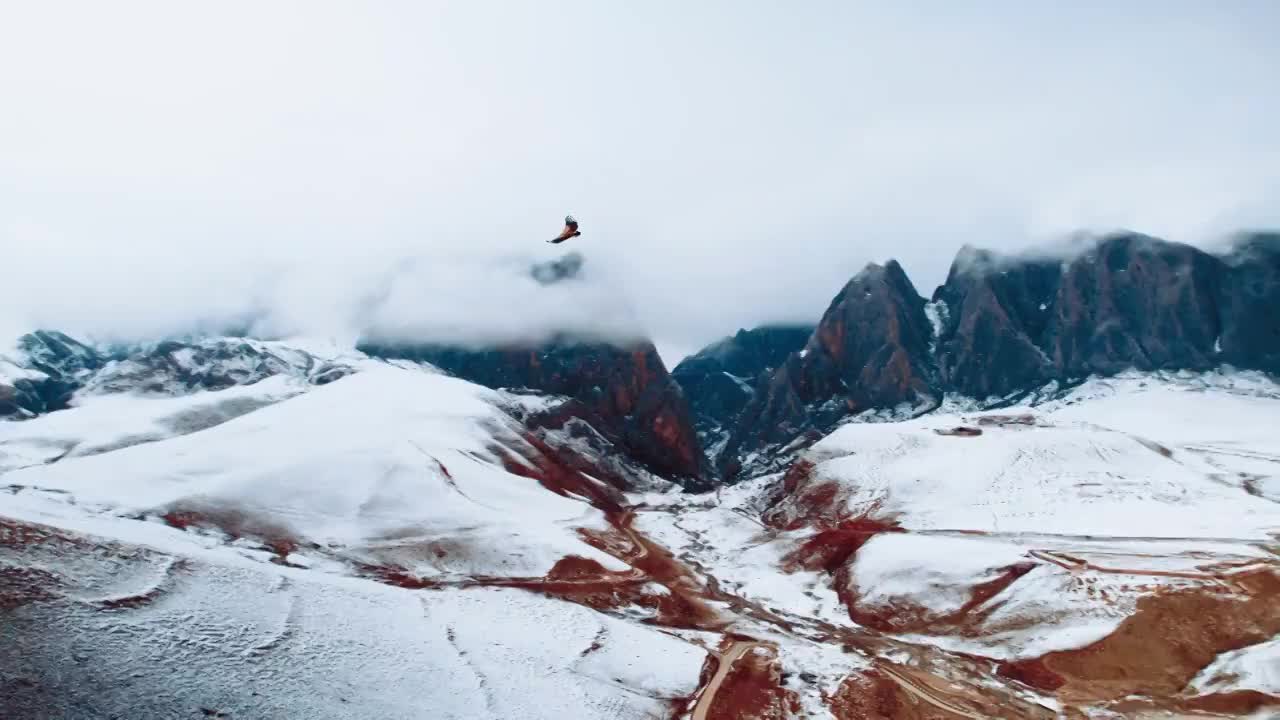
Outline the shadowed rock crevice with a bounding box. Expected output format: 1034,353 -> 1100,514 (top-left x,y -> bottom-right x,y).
672,325 -> 813,455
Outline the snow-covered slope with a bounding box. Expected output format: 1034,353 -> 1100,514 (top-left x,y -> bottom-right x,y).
2,518 -> 705,720
639,371 -> 1280,717
778,394 -> 1278,540
4,336 -> 1280,719
0,374 -> 307,473
4,362 -> 629,580
1,344 -> 717,719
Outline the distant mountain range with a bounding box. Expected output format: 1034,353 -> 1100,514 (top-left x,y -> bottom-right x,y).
4,231 -> 1277,487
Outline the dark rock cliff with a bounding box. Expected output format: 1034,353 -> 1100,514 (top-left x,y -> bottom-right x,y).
931,246 -> 1061,400
671,325 -> 812,453
358,339 -> 709,491
672,231 -> 1280,482
1216,232 -> 1280,374
1043,233 -> 1222,377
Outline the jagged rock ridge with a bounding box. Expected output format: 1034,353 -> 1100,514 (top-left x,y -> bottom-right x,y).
679,231 -> 1280,481
717,261 -> 938,478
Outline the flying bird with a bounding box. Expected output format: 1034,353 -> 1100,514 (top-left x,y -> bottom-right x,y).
548,215 -> 581,244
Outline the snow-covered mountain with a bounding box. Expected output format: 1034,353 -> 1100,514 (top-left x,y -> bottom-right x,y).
3,233 -> 1280,719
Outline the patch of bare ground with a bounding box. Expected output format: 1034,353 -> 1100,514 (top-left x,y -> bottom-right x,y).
781,515 -> 902,575
0,565 -> 60,609
827,664 -> 1061,720
1,517 -> 182,612
976,414 -> 1038,428
827,669 -> 978,720
998,568 -> 1280,704
697,642 -> 800,720
0,517 -> 66,548
493,432 -> 626,513
1,518 -> 79,608
670,652 -> 721,719
762,460 -> 838,531
934,426 -> 983,437
161,503 -> 299,562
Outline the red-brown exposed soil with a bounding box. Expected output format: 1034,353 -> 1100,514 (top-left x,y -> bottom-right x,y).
828,665 -> 1059,720
545,555 -> 619,581
494,433 -> 625,514
0,517 -> 64,548
998,568 -> 1280,703
0,565 -> 59,610
762,460 -> 823,530
828,669 -> 970,720
781,516 -> 903,575
161,506 -> 298,560
698,642 -> 800,720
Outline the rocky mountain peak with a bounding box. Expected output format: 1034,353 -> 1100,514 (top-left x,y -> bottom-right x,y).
714,260 -> 939,479
673,230 -> 1280,483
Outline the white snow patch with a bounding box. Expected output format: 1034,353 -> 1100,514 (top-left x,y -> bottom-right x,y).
850,534 -> 1030,617
1190,636 -> 1280,696
0,374 -> 306,472
808,401 -> 1280,538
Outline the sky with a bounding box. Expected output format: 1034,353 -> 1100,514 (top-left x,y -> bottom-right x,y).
3,2 -> 1278,365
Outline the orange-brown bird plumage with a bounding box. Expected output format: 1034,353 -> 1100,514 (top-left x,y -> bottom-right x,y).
549,215 -> 581,243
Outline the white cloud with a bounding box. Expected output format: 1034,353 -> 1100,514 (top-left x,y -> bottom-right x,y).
2,2 -> 1277,361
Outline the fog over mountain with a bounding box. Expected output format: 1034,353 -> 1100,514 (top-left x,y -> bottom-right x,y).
3,3 -> 1279,363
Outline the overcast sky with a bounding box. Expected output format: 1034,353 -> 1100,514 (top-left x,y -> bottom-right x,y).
3,2 -> 1278,364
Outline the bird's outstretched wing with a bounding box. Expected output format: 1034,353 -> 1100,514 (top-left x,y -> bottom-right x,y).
550,215 -> 579,243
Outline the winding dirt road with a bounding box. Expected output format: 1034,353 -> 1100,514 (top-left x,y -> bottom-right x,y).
876,663 -> 989,720
689,641 -> 766,720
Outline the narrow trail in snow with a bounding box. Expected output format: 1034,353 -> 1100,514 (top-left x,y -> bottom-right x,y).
1028,549 -> 1272,585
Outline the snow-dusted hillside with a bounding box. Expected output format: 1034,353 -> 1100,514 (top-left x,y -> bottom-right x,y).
638,371 -> 1280,717
3,335 -> 1280,719
2,339 -> 715,719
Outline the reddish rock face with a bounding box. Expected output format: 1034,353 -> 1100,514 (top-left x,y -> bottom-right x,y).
360,339 -> 710,490
717,261 -> 937,479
